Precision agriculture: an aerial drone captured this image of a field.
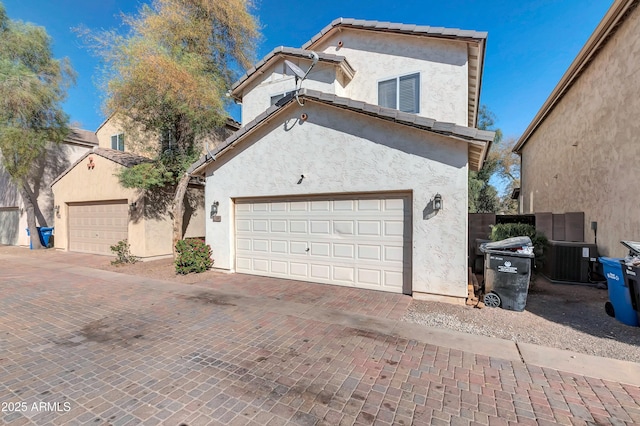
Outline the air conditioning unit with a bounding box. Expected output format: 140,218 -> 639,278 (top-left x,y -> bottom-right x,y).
543,240 -> 597,284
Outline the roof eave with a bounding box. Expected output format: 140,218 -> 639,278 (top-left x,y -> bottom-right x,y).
189,90 -> 494,174
514,0 -> 637,153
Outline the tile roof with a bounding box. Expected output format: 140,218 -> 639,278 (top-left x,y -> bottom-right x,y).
51,147 -> 152,188
301,17 -> 487,50
65,128 -> 98,147
229,46 -> 354,99
188,89 -> 494,175
514,0 -> 637,152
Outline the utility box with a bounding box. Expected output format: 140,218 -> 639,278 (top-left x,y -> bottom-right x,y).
543,241 -> 597,284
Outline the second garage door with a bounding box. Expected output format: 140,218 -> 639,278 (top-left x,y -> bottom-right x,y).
235,194 -> 411,293
68,200 -> 129,255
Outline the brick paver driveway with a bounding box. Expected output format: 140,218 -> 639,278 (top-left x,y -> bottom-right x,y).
1,250 -> 640,425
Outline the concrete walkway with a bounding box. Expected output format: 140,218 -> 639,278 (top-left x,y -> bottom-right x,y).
1,249 -> 640,425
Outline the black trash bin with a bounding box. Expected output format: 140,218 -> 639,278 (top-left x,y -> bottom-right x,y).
481,237 -> 535,312
620,241 -> 640,325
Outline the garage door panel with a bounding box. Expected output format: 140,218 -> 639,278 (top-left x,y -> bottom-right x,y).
235,194 -> 410,294
270,220 -> 287,232
68,201 -> 128,255
289,220 -> 307,233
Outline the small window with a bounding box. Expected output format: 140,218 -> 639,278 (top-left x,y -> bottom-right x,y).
111,133 -> 124,151
378,73 -> 420,113
161,129 -> 176,153
270,91 -> 295,107
270,94 -> 285,106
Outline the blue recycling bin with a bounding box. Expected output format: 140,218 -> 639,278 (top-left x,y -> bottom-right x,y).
599,257 -> 639,326
26,227 -> 54,249
39,227 -> 53,248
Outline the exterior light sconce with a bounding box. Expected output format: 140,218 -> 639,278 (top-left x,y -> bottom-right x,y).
211,201 -> 221,222
54,205 -> 60,217
433,193 -> 443,211
129,201 -> 137,212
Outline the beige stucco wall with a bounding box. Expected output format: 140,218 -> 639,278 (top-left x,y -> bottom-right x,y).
96,115 -> 159,158
52,154 -> 205,258
51,155 -> 144,255
520,7 -> 640,257
97,114 -> 234,157
204,101 -> 470,300
316,30 -> 469,125
0,142 -> 93,246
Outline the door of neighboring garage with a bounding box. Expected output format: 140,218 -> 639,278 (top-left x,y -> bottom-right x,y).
235,193 -> 412,294
0,207 -> 20,245
68,200 -> 128,255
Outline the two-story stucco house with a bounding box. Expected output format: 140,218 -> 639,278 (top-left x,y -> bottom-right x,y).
50,115 -> 238,259
514,0 -> 640,258
189,18 -> 494,303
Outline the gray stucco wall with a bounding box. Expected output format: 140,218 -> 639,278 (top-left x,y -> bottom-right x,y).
204,101 -> 470,299
520,6 -> 640,257
0,142 -> 92,246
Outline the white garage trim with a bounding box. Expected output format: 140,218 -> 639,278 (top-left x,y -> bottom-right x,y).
68,200 -> 128,255
234,193 -> 412,294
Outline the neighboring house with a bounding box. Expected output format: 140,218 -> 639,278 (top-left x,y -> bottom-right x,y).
51,115 -> 238,259
514,0 -> 640,258
0,129 -> 97,247
189,18 -> 494,303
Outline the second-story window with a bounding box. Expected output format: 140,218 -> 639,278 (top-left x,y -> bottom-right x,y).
378,73 -> 420,113
111,133 -> 124,151
162,129 -> 176,153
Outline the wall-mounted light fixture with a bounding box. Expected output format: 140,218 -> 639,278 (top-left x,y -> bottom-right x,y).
211,201 -> 219,217
54,205 -> 60,217
433,193 -> 443,211
129,201 -> 137,212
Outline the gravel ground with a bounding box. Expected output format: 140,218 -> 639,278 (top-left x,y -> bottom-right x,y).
403,275 -> 640,363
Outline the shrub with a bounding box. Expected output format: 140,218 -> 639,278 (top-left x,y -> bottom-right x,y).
175,238 -> 213,274
110,239 -> 139,265
490,223 -> 548,271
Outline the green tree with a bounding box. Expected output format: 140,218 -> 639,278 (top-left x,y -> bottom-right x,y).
494,136 -> 520,213
469,105 -> 501,213
79,0 -> 259,254
0,3 -> 75,249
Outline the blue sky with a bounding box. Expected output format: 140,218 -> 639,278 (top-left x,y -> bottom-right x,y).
2,0 -> 612,140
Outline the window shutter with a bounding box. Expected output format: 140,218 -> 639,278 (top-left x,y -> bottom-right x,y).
399,74 -> 419,113
378,79 -> 397,109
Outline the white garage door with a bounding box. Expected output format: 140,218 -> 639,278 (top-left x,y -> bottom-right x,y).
235,194 -> 411,293
68,201 -> 128,255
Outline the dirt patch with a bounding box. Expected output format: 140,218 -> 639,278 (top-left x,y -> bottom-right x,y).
62,317 -> 149,346
181,291 -> 238,306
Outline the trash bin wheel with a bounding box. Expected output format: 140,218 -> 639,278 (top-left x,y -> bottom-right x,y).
484,292 -> 501,308
604,301 -> 615,318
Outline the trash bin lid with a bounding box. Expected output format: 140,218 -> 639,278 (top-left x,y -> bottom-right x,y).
598,257 -> 623,268
621,241 -> 640,256
481,236 -> 532,252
